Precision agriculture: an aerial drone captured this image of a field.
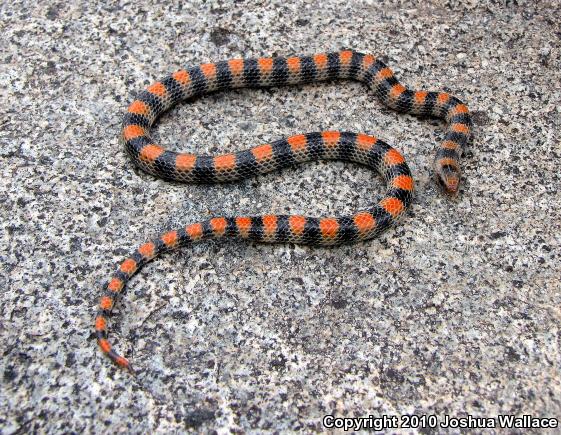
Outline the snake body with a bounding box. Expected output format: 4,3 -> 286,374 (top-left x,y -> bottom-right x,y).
96,50 -> 472,371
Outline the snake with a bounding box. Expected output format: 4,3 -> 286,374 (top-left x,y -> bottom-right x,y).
95,50 -> 472,372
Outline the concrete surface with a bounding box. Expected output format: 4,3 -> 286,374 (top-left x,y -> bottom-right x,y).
1,0 -> 560,433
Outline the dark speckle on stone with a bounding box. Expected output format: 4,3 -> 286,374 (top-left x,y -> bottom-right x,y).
210,28 -> 231,46
381,368 -> 405,386
505,346 -> 521,362
291,277 -> 304,286
46,4 -> 61,20
270,354 -> 287,370
184,409 -> 216,429
4,366 -> 17,382
65,352 -> 76,367
489,231 -> 506,239
471,110 -> 490,126
331,298 -> 348,309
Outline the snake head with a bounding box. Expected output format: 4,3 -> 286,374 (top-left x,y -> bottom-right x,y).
436,164 -> 461,196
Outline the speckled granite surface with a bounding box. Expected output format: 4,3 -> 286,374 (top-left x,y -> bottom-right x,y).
1,1 -> 560,433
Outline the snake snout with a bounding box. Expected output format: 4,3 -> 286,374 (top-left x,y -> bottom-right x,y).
436,166 -> 460,195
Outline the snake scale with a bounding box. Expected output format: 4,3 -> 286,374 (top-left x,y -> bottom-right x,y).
95,50 -> 472,372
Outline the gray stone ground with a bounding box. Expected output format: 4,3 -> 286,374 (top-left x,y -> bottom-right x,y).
1,0 -> 560,433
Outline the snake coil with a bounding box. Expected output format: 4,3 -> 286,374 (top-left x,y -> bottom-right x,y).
95,50 -> 472,371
